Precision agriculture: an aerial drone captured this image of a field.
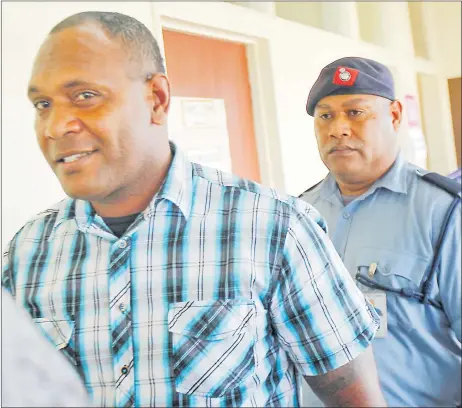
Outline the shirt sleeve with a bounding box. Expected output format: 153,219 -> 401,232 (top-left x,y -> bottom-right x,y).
269,198 -> 379,376
438,200 -> 461,342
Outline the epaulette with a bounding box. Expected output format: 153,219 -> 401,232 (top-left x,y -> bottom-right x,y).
298,179 -> 324,198
417,170 -> 461,198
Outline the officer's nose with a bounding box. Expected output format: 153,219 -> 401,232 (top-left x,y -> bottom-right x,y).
44,107 -> 82,140
328,114 -> 352,139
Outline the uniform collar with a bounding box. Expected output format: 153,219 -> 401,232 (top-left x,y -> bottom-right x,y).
371,152 -> 408,195
319,152 -> 408,204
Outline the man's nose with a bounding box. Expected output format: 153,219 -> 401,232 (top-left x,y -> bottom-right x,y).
328,114 -> 352,139
44,107 -> 82,140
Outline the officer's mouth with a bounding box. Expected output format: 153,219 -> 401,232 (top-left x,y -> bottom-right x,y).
329,146 -> 357,156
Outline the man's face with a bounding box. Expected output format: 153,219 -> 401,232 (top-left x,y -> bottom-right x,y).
28,24 -> 167,202
313,94 -> 402,183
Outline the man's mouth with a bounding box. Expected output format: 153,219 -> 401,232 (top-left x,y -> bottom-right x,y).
329,146 -> 356,154
57,151 -> 96,163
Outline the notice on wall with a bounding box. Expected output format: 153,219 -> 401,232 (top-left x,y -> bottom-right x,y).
404,94 -> 428,169
168,97 -> 232,173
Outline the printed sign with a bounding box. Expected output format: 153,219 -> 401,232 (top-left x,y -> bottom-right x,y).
168,97 -> 233,173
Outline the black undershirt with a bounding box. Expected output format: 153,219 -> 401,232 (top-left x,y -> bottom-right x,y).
102,213 -> 140,238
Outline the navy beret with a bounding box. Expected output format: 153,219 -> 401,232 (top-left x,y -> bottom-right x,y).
306,57 -> 395,116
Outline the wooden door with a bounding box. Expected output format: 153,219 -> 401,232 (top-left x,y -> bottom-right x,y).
163,29 -> 261,182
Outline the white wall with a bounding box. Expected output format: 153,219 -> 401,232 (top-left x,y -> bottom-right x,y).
275,2 -> 324,30
427,2 -> 462,79
418,73 -> 458,173
408,2 -> 430,59
2,1 -> 460,245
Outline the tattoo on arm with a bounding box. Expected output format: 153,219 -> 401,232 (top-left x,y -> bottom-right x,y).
303,347 -> 387,407
304,362 -> 357,404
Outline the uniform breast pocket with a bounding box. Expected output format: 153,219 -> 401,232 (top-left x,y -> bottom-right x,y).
168,299 -> 257,398
356,247 -> 430,330
33,317 -> 77,364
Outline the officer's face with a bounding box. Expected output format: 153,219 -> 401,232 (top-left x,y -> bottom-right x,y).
313,94 -> 402,183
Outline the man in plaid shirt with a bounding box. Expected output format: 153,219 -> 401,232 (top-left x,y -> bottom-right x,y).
2,11 -> 386,407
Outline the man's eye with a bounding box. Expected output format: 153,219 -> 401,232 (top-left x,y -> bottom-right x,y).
34,100 -> 51,110
349,110 -> 363,117
75,91 -> 97,101
320,113 -> 332,120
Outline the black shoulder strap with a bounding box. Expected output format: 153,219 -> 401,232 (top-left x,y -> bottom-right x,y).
357,170 -> 460,310
420,171 -> 462,198
418,171 -> 461,306
298,179 -> 324,198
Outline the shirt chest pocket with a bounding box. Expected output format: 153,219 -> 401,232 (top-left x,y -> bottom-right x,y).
355,247 -> 430,328
33,317 -> 77,364
356,247 -> 429,290
168,299 -> 258,398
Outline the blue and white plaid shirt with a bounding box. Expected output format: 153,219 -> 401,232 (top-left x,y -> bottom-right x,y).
2,144 -> 378,407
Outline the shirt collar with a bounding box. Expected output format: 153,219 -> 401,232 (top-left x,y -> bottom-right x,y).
50,141 -> 194,236
368,152 -> 408,195
318,151 -> 408,203
144,141 -> 193,220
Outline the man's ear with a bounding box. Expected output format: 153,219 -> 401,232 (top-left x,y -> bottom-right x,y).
147,74 -> 171,125
390,100 -> 403,132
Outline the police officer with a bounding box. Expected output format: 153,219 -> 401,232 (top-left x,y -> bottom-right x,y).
300,57 -> 461,407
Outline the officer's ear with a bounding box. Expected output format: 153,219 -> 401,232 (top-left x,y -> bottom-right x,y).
390,100 -> 403,132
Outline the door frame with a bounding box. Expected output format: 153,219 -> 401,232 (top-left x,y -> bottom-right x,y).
155,14 -> 285,191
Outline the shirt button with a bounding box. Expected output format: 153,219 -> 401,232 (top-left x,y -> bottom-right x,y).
121,365 -> 129,375
118,240 -> 128,249
119,303 -> 126,313
343,212 -> 351,219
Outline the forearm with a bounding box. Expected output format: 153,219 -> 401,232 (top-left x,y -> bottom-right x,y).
304,346 -> 387,407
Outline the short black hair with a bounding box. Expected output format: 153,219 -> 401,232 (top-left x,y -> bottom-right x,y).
50,11 -> 166,74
